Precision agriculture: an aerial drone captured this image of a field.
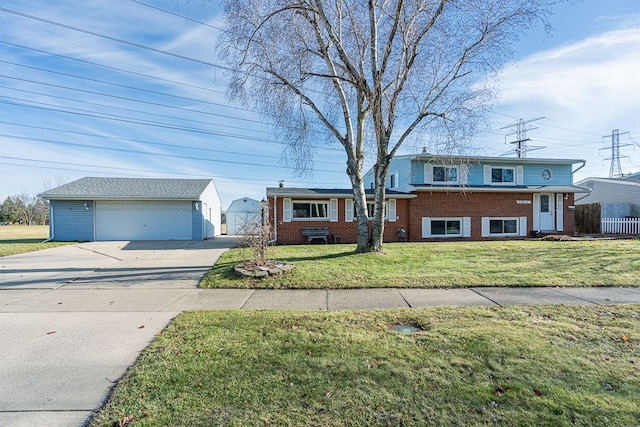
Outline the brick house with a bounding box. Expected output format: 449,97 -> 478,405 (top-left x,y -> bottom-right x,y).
266,154 -> 590,244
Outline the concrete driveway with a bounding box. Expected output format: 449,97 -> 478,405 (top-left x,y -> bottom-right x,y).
0,237 -> 241,427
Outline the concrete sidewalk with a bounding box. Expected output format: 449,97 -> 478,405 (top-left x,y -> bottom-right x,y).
2,286 -> 640,314
1,238 -> 639,427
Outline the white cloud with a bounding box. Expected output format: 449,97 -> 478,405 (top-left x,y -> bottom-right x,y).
485,26 -> 640,177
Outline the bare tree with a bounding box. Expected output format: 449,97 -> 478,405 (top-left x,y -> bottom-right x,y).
14,193 -> 38,226
218,0 -> 555,252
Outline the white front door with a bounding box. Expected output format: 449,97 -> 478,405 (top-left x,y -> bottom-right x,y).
538,193 -> 555,231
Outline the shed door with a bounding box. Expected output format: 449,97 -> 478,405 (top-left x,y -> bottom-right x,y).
96,201 -> 192,240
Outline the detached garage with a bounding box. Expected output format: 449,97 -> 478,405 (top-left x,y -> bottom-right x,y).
39,177 -> 221,241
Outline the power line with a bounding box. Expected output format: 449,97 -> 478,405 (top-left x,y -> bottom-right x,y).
0,158 -> 347,187
0,132 -> 343,173
0,120 -> 346,166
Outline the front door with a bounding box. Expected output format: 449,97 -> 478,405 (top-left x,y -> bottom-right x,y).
538,193 -> 555,231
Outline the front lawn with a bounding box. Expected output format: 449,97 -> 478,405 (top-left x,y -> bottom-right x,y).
91,305 -> 640,426
0,225 -> 74,256
200,240 -> 640,289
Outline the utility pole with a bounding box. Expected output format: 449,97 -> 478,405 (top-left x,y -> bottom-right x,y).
600,129 -> 631,178
500,117 -> 546,158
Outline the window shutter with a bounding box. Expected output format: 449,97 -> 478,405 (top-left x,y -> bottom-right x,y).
516,166 -> 524,185
462,217 -> 471,237
424,164 -> 433,184
556,194 -> 564,231
345,199 -> 354,222
329,199 -> 338,222
532,194 -> 540,230
481,217 -> 490,237
421,217 -> 431,238
483,165 -> 491,185
519,216 -> 528,237
283,198 -> 292,222
388,199 -> 396,222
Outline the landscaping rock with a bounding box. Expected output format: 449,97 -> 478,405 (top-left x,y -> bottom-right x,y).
234,262 -> 295,278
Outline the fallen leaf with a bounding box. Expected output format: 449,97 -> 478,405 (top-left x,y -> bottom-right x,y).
326,391 -> 332,398
533,388 -> 542,396
622,335 -> 629,342
117,414 -> 135,427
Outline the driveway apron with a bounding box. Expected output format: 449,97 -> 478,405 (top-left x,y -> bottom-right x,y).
0,237 -> 237,427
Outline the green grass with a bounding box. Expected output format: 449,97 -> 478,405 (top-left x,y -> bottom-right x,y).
200,240 -> 640,289
91,305 -> 640,426
0,225 -> 74,256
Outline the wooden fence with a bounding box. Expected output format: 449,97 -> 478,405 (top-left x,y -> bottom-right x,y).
601,218 -> 640,234
575,203 -> 600,234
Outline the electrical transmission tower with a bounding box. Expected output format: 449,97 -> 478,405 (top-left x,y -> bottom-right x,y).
600,129 -> 631,178
500,117 -> 546,158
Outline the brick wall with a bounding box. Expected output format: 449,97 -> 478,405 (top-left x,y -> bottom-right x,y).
268,196 -> 410,245
268,192 -> 576,244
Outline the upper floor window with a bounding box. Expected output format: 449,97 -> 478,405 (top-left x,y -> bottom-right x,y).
484,165 -> 523,186
424,164 -> 464,185
491,167 -> 514,183
292,201 -> 328,219
389,172 -> 398,189
433,166 -> 458,183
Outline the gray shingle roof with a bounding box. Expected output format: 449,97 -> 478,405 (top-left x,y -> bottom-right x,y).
39,177 -> 214,200
266,187 -> 416,198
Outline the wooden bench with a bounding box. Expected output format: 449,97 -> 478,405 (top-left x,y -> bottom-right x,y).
302,226 -> 330,244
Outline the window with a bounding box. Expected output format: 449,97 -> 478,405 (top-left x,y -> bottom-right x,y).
353,202 -> 387,220
431,219 -> 461,236
389,172 -> 398,189
292,201 -> 328,219
491,167 -> 514,183
421,217 -> 470,238
433,166 -> 458,183
489,219 -> 517,234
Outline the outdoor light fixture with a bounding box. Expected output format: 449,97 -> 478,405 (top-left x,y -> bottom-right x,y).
83,202 -> 89,211
194,202 -> 199,210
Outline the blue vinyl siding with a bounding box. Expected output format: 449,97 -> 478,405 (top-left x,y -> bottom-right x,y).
51,200 -> 94,241
523,164 -> 573,186
369,157 -> 576,188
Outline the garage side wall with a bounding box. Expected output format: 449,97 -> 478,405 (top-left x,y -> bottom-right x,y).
50,200 -> 94,241
199,182 -> 222,238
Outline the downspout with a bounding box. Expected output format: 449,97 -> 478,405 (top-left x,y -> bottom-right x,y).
572,161 -> 589,203
268,195 -> 277,245
41,202 -> 54,242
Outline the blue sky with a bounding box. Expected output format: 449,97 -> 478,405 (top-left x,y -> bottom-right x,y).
1,0 -> 640,209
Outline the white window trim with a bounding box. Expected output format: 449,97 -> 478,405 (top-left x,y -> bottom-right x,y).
389,172 -> 399,189
346,199 -> 394,222
425,164 -> 460,185
484,165 -> 523,186
481,217 -> 526,237
422,217 -> 470,238
290,200 -> 330,221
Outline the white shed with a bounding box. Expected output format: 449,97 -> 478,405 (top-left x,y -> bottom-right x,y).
226,197 -> 262,235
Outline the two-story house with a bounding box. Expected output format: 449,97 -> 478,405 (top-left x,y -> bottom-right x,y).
266,154 -> 590,244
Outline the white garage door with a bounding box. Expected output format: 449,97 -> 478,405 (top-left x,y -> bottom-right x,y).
96,201 -> 192,240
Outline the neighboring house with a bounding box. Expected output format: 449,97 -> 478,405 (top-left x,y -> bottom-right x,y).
575,177 -> 640,217
225,197 -> 262,235
622,171 -> 640,181
39,177 -> 221,241
267,154 -> 589,244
